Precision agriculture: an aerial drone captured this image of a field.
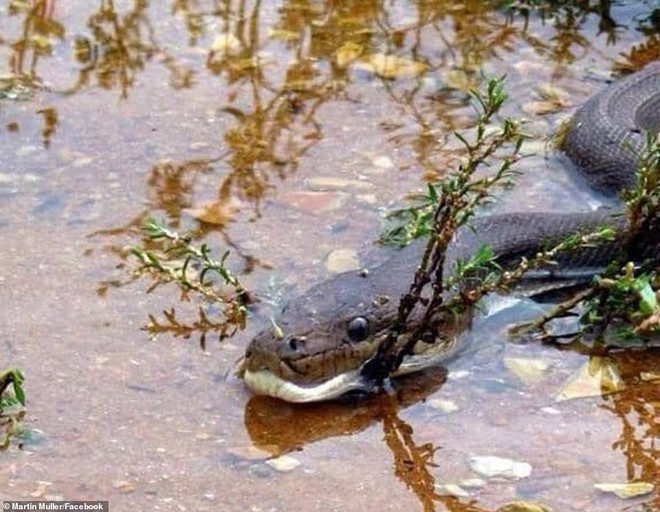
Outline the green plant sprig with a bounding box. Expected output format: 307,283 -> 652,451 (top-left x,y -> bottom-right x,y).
364,77 -> 528,383
130,220 -> 249,339
0,369 -> 25,410
131,220 -> 247,304
515,134 -> 660,342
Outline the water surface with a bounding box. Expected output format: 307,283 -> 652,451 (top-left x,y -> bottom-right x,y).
0,1 -> 658,511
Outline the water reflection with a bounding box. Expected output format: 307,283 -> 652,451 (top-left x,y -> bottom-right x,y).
244,369 -> 493,512
600,352 -> 660,511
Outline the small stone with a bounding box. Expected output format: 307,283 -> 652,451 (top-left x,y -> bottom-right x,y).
357,194 -> 377,205
496,501 -> 554,512
113,480 -> 135,493
522,101 -> 564,116
211,33 -> 241,53
540,407 -> 561,415
280,190 -> 348,214
372,155 -> 393,169
226,445 -> 271,462
504,357 -> 551,385
448,370 -> 470,380
435,483 -> 469,497
469,455 -> 532,480
460,478 -> 485,488
427,398 -> 459,414
640,371 -> 660,382
306,176 -> 371,191
0,172 -> 12,184
594,482 -> 654,499
73,157 -> 94,168
16,145 -> 39,157
30,481 -> 51,498
265,455 -> 301,473
325,248 -> 360,273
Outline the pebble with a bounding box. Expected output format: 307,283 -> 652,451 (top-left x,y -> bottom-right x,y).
495,501 -> 554,512
522,101 -> 564,116
357,194 -> 377,205
503,357 -> 552,385
113,480 -> 135,493
427,398 -> 459,414
640,371 -> 660,382
469,455 -> 532,480
325,248 -> 360,273
73,157 -> 94,168
448,370 -> 470,380
23,173 -> 40,182
16,145 -> 39,157
306,176 -> 371,191
265,455 -> 301,473
460,478 -> 485,488
593,482 -> 654,499
212,33 -> 241,53
280,190 -> 348,214
0,172 -> 12,184
435,483 -> 469,497
372,155 -> 393,169
226,445 -> 271,462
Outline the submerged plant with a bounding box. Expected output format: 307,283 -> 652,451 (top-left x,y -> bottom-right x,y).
0,368 -> 26,450
130,220 -> 249,340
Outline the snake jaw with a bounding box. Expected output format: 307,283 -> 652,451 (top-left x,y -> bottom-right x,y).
242,367 -> 373,403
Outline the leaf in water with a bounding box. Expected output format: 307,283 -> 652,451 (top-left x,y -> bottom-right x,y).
555,357 -> 624,401
211,33 -> 241,53
335,41 -> 363,68
268,29 -> 300,42
503,357 -> 551,385
636,279 -> 657,315
521,101 -> 565,116
594,482 -> 654,499
357,53 -> 427,79
444,69 -> 474,92
186,197 -> 241,226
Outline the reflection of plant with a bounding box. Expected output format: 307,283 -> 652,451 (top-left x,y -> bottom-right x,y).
598,353 -> 660,509
381,400 -> 490,512
0,368 -> 26,451
69,0 -> 156,97
7,0 -> 65,77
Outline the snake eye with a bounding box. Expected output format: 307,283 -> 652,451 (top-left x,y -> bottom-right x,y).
347,316 -> 370,342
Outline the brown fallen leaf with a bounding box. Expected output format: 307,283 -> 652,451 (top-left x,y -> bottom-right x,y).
356,53 -> 427,79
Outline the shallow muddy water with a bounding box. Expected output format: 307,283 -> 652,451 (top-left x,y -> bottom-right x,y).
0,1 -> 658,511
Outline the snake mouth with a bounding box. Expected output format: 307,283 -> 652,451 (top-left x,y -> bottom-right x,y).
242,367 -> 372,403
242,334 -> 464,402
